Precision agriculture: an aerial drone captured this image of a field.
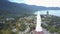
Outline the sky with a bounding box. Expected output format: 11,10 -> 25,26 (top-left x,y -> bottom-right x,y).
9,0 -> 60,7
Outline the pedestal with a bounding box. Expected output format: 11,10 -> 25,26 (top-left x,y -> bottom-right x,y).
34,31 -> 44,34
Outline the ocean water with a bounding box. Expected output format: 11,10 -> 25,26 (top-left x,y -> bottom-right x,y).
34,10 -> 60,16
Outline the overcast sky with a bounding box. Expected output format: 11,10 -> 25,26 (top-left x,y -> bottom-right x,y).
9,0 -> 60,7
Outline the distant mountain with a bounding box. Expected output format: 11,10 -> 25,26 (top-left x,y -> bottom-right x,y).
0,0 -> 60,14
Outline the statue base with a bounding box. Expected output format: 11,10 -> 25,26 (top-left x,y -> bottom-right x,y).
34,31 -> 44,34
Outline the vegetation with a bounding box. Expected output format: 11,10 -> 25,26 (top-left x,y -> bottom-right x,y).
0,10 -> 60,34
42,15 -> 60,34
19,23 -> 26,31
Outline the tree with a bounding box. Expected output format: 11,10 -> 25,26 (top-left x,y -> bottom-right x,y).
49,26 -> 55,34
57,29 -> 60,34
19,23 -> 26,31
29,24 -> 35,32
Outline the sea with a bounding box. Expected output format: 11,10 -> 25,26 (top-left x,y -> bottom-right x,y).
34,10 -> 60,16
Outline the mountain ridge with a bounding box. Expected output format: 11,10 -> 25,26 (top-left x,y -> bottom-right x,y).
0,0 -> 60,14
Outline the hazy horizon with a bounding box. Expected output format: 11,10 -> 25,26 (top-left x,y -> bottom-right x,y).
9,0 -> 60,7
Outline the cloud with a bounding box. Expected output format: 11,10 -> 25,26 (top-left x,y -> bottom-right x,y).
24,0 -> 60,7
